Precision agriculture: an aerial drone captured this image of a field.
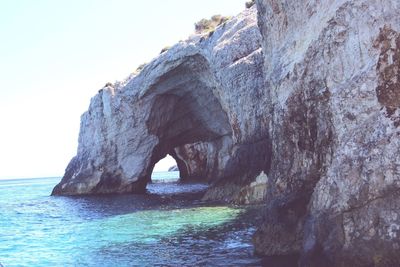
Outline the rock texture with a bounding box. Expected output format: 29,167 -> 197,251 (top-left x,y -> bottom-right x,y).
254,0 -> 400,266
52,6 -> 270,203
53,1 -> 400,265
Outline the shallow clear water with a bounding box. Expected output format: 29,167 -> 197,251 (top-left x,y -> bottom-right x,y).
0,173 -> 263,266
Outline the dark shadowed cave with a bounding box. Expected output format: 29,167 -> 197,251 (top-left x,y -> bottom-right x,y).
138,54 -> 233,190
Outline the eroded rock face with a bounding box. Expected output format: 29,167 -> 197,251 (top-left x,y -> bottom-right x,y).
53,1 -> 400,265
254,0 -> 400,266
173,141 -> 223,183
52,7 -> 270,202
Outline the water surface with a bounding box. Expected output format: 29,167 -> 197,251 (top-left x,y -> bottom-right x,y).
0,174 -> 263,266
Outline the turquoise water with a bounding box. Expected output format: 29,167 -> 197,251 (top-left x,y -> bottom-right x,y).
0,174 -> 262,266
151,170 -> 180,182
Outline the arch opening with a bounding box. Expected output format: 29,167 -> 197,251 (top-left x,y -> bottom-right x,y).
151,154 -> 180,183
138,54 -> 233,190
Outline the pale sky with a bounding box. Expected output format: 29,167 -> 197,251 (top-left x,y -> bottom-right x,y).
0,0 -> 246,179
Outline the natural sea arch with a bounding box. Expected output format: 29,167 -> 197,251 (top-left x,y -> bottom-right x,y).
51,10 -> 269,199
52,54 -> 241,196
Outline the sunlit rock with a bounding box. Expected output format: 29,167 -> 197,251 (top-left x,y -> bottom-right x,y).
52,7 -> 270,202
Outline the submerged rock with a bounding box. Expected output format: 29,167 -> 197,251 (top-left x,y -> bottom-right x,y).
53,0 -> 400,265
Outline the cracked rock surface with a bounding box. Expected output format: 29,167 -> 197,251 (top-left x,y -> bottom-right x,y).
254,0 -> 400,266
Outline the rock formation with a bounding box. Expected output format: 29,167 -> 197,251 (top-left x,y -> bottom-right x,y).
52,1 -> 400,265
254,0 -> 400,266
167,165 -> 178,172
52,6 -> 269,203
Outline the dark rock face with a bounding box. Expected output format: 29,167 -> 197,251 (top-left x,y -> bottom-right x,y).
375,26 -> 400,127
375,26 -> 400,111
173,143 -> 212,182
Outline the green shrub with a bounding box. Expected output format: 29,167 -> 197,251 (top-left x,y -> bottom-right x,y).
136,63 -> 147,72
160,46 -> 171,54
245,0 -> 256,8
104,82 -> 113,87
194,14 -> 231,34
195,18 -> 213,34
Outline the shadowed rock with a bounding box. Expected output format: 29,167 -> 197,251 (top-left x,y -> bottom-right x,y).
255,0 -> 400,266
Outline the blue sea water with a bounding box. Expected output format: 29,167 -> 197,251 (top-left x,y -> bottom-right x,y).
0,172 -> 263,266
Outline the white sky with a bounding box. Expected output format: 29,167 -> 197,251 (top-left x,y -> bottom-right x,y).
0,0 -> 246,179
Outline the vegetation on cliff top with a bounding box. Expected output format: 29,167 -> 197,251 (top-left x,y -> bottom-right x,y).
160,46 -> 171,54
132,13 -> 233,76
194,15 -> 231,35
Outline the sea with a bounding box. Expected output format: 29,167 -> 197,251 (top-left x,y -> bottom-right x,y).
0,171 -> 264,266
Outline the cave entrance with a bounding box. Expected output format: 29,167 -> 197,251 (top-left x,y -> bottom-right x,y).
151,154 -> 180,183
51,54 -> 238,196
140,54 -> 233,192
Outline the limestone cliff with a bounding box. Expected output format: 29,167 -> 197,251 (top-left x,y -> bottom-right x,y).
52,1 -> 400,266
52,6 -> 269,202
254,0 -> 400,266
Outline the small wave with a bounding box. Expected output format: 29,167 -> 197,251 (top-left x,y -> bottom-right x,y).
223,240 -> 252,249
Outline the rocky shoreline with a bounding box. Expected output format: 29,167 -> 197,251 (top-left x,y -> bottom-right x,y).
53,1 -> 400,266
